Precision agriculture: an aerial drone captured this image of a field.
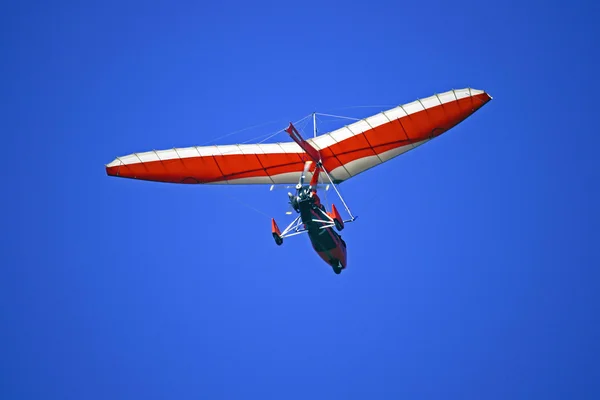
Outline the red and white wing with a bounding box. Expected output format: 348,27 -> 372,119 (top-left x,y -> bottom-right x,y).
105,88 -> 491,184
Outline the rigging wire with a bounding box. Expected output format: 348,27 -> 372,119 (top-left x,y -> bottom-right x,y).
196,103 -> 397,149
315,112 -> 361,121
314,114 -> 352,133
198,113 -> 313,148
324,104 -> 396,112
199,118 -> 285,146
221,191 -> 272,219
196,105 -> 387,152
197,105 -> 385,150
228,114 -> 312,146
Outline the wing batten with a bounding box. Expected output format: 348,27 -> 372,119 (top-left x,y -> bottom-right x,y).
106,88 -> 491,184
360,118 -> 385,165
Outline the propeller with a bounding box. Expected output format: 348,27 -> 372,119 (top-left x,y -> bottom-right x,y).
277,161 -> 312,215
297,161 -> 313,191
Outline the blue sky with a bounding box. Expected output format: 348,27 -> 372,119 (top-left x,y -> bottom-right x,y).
2,1 -> 599,399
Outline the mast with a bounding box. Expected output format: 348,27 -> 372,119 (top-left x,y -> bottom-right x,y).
313,112 -> 317,138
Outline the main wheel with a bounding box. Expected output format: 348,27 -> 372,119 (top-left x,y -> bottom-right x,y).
334,218 -> 344,231
273,234 -> 283,246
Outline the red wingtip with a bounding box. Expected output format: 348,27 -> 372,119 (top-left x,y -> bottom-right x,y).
106,165 -> 117,176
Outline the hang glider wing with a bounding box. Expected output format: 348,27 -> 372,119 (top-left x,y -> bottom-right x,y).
105,88 -> 491,184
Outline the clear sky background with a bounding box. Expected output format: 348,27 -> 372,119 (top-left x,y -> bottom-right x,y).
2,1 -> 599,399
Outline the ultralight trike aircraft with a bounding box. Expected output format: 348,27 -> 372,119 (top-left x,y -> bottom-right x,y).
105,88 -> 492,274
